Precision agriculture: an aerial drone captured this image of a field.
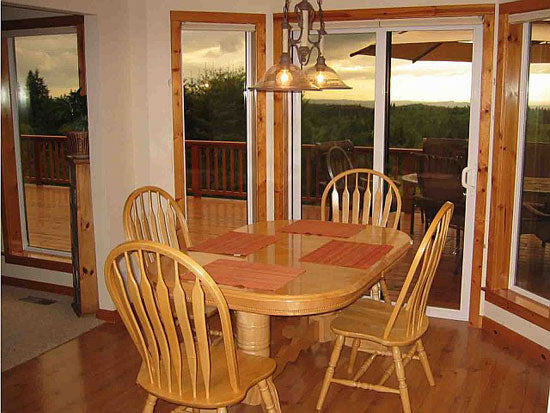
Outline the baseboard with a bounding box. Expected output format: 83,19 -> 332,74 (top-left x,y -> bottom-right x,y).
482,316 -> 549,363
2,276 -> 73,296
96,309 -> 122,324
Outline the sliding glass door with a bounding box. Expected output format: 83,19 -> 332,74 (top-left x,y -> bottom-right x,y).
290,21 -> 483,320
180,24 -> 257,234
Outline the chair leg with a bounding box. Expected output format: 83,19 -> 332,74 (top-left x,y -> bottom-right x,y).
347,338 -> 361,376
353,353 -> 377,381
317,334 -> 345,411
143,394 -> 157,413
216,408 -> 228,413
417,339 -> 435,386
267,376 -> 281,412
370,283 -> 381,301
392,346 -> 411,413
379,277 -> 391,303
259,379 -> 279,413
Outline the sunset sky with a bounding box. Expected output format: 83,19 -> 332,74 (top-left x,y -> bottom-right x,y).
12,28 -> 549,106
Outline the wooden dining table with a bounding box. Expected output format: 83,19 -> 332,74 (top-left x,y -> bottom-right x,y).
165,219 -> 411,405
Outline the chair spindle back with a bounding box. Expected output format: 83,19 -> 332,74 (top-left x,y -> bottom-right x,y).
104,241 -> 238,399
321,168 -> 402,229
383,202 -> 454,339
123,186 -> 191,250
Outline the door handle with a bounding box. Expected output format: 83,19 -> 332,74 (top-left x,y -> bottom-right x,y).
461,166 -> 475,190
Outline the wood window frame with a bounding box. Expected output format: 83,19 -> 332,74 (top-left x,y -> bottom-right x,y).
485,0 -> 550,331
1,15 -> 85,273
273,4 -> 495,327
170,11 -> 267,221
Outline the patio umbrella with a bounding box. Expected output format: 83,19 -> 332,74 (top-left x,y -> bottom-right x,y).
350,40 -> 549,63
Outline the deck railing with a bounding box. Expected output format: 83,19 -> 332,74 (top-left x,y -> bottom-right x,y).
20,134 -> 70,185
186,140 -> 248,199
186,140 -> 422,202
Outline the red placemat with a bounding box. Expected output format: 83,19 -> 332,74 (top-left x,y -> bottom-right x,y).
280,220 -> 364,238
300,240 -> 393,269
189,231 -> 278,256
181,259 -> 304,291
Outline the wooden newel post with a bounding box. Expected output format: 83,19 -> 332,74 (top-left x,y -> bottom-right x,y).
66,131 -> 99,316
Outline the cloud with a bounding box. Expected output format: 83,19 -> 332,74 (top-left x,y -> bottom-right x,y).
15,33 -> 79,97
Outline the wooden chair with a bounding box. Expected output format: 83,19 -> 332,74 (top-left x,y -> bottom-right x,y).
320,168 -> 402,301
123,186 -> 192,251
316,202 -> 454,413
104,240 -> 281,413
123,186 -> 219,337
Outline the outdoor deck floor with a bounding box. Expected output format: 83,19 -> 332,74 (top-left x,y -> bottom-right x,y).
23,188 -> 548,304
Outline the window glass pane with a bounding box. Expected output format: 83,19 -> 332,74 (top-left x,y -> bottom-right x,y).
181,29 -> 249,230
301,32 -> 376,219
14,34 -> 80,253
385,29 -> 473,309
515,21 -> 550,300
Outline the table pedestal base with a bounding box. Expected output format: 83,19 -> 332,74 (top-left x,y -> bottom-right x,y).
235,311 -> 270,406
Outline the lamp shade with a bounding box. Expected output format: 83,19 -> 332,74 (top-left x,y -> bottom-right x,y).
305,56 -> 351,90
249,53 -> 320,92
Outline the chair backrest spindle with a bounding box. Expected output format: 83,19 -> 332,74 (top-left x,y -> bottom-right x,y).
124,186 -> 192,250
104,241 -> 239,399
383,202 -> 454,339
321,168 -> 402,229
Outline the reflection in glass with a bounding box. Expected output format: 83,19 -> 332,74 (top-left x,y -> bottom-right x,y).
301,33 -> 376,219
14,34 -> 80,253
515,21 -> 550,300
385,29 -> 474,310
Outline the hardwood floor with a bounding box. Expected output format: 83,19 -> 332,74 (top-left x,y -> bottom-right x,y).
2,316 -> 548,412
23,184 -> 71,252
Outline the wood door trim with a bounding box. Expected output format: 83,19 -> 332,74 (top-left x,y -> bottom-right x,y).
3,253 -> 73,273
500,0 -> 550,15
484,288 -> 550,331
170,11 -> 267,221
2,275 -> 73,295
1,15 -> 84,31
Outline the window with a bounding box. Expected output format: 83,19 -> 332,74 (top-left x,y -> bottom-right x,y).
511,20 -> 550,303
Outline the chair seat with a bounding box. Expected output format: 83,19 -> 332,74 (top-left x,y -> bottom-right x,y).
137,344 -> 276,408
331,298 -> 428,346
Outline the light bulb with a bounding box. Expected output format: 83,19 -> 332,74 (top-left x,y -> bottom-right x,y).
316,72 -> 325,86
276,69 -> 292,85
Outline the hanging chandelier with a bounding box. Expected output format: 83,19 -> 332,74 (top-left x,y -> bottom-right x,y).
250,0 -> 350,92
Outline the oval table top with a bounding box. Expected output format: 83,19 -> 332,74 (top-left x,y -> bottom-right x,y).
174,220 -> 412,316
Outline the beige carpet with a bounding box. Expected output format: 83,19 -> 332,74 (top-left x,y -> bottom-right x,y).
1,285 -> 103,371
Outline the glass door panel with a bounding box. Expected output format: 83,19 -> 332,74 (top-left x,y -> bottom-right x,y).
512,21 -> 550,303
384,29 -> 474,310
300,32 -> 376,219
181,28 -> 251,236
12,33 -> 80,254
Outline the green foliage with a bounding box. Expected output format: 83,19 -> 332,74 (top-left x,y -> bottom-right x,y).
526,106 -> 550,143
21,70 -> 87,135
184,68 -> 246,141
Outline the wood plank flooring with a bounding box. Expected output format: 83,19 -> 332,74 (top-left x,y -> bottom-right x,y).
23,184 -> 71,252
2,316 -> 548,412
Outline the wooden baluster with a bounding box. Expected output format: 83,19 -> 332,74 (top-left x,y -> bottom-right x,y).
315,151 -> 321,200
230,148 -> 235,193
205,147 -> 211,192
214,147 -> 219,191
34,141 -> 42,184
306,150 -> 312,201
238,149 -> 244,195
222,147 -> 227,192
48,141 -> 54,183
60,142 -> 66,182
191,144 -> 201,198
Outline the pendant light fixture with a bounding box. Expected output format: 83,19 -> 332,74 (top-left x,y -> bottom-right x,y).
250,0 -> 350,92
